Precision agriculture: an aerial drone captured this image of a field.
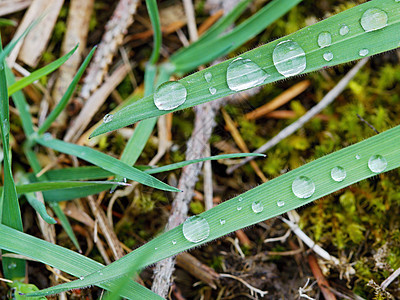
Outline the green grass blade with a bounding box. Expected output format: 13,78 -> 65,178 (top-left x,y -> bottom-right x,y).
91,0 -> 400,137
34,136 -> 180,192
38,46 -> 96,135
28,122 -> 400,297
0,18 -> 17,27
25,193 -> 57,224
8,45 -> 78,96
171,0 -> 302,73
42,185 -> 112,202
146,153 -> 265,174
38,166 -> 112,181
146,0 -> 161,64
0,224 -> 163,299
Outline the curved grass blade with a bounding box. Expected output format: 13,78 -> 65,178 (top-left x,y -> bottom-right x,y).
171,0 -> 302,73
25,193 -> 56,224
0,224 -> 163,299
34,136 -> 180,192
8,45 -> 78,96
91,0 -> 400,137
28,120 -> 400,297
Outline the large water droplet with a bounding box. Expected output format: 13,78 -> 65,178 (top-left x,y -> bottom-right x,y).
226,57 -> 269,91
317,32 -> 332,48
103,114 -> 113,123
154,81 -> 187,111
292,176 -> 315,199
273,40 -> 306,77
359,49 -> 369,57
360,8 -> 388,32
204,72 -> 212,83
339,25 -> 350,36
182,215 -> 210,243
331,166 -> 346,182
368,155 -> 387,173
323,51 -> 333,62
220,219 -> 226,225
209,87 -> 217,95
277,200 -> 285,207
251,201 -> 264,213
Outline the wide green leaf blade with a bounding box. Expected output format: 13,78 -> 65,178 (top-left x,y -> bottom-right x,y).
8,45 -> 78,96
34,136 -> 180,192
91,0 -> 400,137
0,224 -> 162,299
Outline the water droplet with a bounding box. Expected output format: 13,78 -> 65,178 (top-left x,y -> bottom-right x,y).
103,114 -> 113,123
360,8 -> 388,32
356,154 -> 361,160
154,81 -> 187,111
292,176 -> 315,199
251,201 -> 264,213
43,132 -> 53,141
209,87 -> 217,95
238,197 -> 243,202
273,40 -> 306,77
172,240 -> 177,245
155,247 -> 158,250
226,57 -> 269,91
8,262 -> 16,269
317,32 -> 332,48
237,206 -> 242,211
182,215 -> 210,243
323,51 -> 334,62
204,72 -> 212,83
339,25 -> 350,36
277,200 -> 285,207
79,276 -> 84,280
359,48 -> 369,57
368,155 -> 387,173
220,219 -> 226,225
123,178 -> 127,183
331,166 -> 346,182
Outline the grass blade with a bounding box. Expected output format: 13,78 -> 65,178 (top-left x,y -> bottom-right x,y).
90,0 -> 400,137
146,0 -> 161,64
25,193 -> 57,225
38,166 -> 112,181
34,136 -> 180,192
8,45 -> 78,96
28,122 -> 400,296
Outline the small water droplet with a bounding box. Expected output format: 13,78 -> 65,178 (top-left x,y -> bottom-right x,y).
251,201 -> 264,213
360,8 -> 388,32
359,48 -> 369,57
238,197 -> 243,202
339,25 -> 350,36
277,200 -> 285,207
103,114 -> 113,123
368,155 -> 387,173
182,215 -> 210,243
226,57 -> 269,91
172,240 -> 177,245
356,154 -> 361,160
123,178 -> 127,183
8,262 -> 17,269
273,40 -> 306,77
220,219 -> 226,225
292,176 -> 315,199
204,72 -> 212,83
79,276 -> 84,280
155,247 -> 158,250
317,32 -> 332,48
323,51 -> 334,61
154,81 -> 187,111
209,87 -> 217,95
43,132 -> 53,141
100,272 -> 103,276
237,206 -> 242,211
331,166 -> 346,182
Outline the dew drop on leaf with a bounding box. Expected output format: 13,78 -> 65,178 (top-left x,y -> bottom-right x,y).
79,276 -> 84,280
359,48 -> 369,57
237,206 -> 242,211
8,262 -> 16,269
182,215 -> 210,243
317,32 -> 332,48
356,154 -> 361,160
238,197 -> 243,202
292,176 -> 315,199
331,166 -> 346,182
172,240 -> 177,245
204,71 -> 212,83
226,57 -> 269,91
339,24 -> 350,36
323,51 -> 334,61
368,155 -> 388,173
220,219 -> 226,225
154,81 -> 187,111
272,40 -> 306,77
277,200 -> 285,207
360,8 -> 388,32
103,114 -> 113,123
209,87 -> 217,95
251,201 -> 264,213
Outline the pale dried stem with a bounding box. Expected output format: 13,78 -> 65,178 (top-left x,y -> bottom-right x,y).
182,0 -> 198,42
0,0 -> 32,17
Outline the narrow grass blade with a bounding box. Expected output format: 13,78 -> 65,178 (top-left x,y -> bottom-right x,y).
0,19 -> 17,27
91,0 -> 400,137
171,0 -> 302,73
8,45 -> 78,96
146,0 -> 161,64
0,224 -> 163,299
38,46 -> 96,135
34,136 -> 180,192
38,166 -> 112,181
25,193 -> 56,225
42,185 -> 112,202
146,153 -> 265,174
30,124 -> 400,296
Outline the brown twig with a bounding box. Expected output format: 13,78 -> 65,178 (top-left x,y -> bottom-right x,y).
308,254 -> 337,300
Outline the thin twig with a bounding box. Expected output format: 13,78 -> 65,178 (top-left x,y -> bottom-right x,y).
227,58 -> 369,174
182,0 -> 198,42
381,266 -> 400,290
356,113 -> 379,134
219,273 -> 268,297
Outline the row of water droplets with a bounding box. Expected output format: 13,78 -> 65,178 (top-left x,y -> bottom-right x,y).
178,154 -> 388,245
101,7 -> 390,123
